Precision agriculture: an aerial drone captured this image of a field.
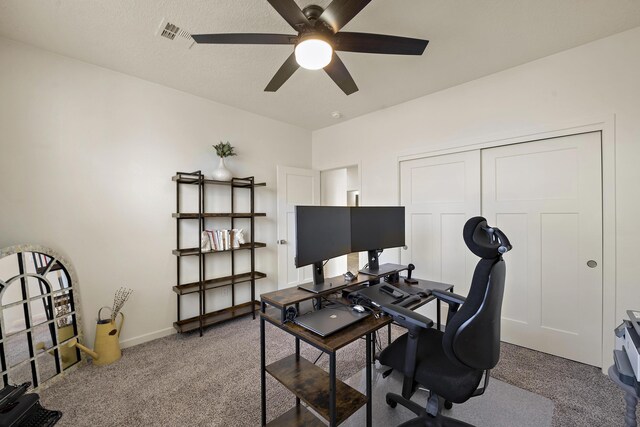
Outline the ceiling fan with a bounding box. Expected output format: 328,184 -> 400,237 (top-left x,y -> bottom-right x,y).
192,0 -> 429,95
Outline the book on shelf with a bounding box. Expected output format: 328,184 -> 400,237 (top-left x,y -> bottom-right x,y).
201,229 -> 245,251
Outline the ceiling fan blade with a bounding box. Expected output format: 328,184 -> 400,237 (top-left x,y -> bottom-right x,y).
333,32 -> 429,55
264,53 -> 300,92
192,33 -> 297,45
320,0 -> 372,33
324,53 -> 358,95
267,0 -> 311,31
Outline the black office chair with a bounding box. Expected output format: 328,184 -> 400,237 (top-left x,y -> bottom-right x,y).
378,216 -> 512,427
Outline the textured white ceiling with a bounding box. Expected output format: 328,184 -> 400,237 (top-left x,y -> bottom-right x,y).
1,1 -> 639,130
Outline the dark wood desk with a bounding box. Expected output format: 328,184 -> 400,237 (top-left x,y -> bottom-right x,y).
260,274 -> 454,427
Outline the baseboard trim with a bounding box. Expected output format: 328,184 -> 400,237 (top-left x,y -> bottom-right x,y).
120,327 -> 175,349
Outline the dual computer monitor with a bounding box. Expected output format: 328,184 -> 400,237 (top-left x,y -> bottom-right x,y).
295,206 -> 405,285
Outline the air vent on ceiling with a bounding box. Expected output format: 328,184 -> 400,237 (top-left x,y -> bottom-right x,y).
156,18 -> 194,49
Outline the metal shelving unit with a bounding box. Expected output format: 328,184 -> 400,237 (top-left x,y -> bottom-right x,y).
173,171 -> 266,336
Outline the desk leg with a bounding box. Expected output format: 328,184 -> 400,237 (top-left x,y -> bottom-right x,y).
295,337 -> 301,406
388,323 -> 392,346
330,352 -> 337,427
366,333 -> 372,427
437,299 -> 442,331
260,302 -> 266,426
371,332 -> 376,363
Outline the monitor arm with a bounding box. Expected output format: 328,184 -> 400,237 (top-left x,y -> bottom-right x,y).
367,249 -> 382,271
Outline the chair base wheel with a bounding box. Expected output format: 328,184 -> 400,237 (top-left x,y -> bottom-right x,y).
386,395 -> 398,408
444,400 -> 453,410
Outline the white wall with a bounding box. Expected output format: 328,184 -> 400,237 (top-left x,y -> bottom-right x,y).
346,165 -> 359,192
0,37 -> 311,347
313,27 -> 640,365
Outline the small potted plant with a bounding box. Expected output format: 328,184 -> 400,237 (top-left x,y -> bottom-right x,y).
212,141 -> 236,181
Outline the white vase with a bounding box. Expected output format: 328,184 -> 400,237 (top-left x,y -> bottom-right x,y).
212,157 -> 233,181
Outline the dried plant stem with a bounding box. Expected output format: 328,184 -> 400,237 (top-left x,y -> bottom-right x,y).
111,287 -> 133,321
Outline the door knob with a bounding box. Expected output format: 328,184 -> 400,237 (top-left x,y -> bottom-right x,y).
587,260 -> 597,268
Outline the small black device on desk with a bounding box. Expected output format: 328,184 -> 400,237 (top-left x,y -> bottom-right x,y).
0,383 -> 61,427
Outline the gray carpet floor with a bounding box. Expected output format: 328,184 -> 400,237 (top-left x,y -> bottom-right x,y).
342,368 -> 553,426
37,315 -> 635,426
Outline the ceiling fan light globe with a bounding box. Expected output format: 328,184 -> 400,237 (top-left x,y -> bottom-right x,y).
295,39 -> 333,70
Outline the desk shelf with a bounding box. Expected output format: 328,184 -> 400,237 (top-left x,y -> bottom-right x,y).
266,354 -> 367,425
266,405 -> 325,427
261,308 -> 390,353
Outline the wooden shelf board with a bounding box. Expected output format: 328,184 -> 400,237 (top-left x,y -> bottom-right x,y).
266,405 -> 325,427
172,242 -> 266,256
173,271 -> 266,295
173,300 -> 259,333
172,175 -> 266,187
266,354 -> 367,425
172,212 -> 266,219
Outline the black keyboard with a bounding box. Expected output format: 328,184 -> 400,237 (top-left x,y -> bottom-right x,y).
18,402 -> 61,427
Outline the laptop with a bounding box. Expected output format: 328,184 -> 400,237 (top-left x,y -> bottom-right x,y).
294,307 -> 370,337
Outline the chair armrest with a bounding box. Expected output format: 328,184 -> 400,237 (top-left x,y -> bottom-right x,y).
379,302 -> 434,398
431,289 -> 466,306
379,303 -> 434,331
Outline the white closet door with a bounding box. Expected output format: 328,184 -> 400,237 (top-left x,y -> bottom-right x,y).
482,132 -> 603,366
276,166 -> 320,289
400,151 -> 481,302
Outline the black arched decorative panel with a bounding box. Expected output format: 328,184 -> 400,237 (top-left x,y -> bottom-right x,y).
0,245 -> 85,389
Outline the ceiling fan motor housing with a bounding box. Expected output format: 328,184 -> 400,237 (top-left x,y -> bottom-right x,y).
302,5 -> 324,22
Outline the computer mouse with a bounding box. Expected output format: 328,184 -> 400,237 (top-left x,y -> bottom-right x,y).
352,304 -> 366,313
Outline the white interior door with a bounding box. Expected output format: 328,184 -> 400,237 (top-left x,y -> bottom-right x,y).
400,151 -> 481,318
482,132 -> 603,366
276,166 -> 320,289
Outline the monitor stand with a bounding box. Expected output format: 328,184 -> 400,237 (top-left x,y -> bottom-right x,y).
359,264 -> 402,277
359,250 -> 405,276
298,261 -> 336,294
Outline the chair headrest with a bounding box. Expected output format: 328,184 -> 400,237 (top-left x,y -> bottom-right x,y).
463,217 -> 512,259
